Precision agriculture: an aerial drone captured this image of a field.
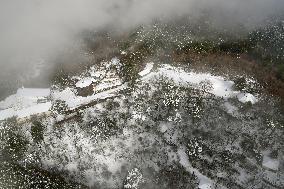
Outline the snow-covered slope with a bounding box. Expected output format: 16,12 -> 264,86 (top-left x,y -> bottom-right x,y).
142,63 -> 258,104
0,62 -> 259,121
0,88 -> 51,120
0,60 -> 283,189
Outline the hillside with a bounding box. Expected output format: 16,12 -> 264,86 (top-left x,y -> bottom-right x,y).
0,20 -> 283,189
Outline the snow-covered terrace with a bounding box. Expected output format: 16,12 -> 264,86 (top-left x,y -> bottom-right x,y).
0,88 -> 51,121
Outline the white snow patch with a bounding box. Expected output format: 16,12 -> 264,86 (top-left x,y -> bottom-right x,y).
90,69 -> 106,79
0,102 -> 51,120
95,78 -> 122,92
237,93 -> 258,104
52,84 -> 126,109
0,88 -> 50,110
0,88 -> 51,120
177,146 -> 213,189
76,77 -> 96,88
142,65 -> 258,104
17,102 -> 51,118
139,62 -> 154,76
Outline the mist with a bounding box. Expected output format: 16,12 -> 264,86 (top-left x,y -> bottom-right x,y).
0,0 -> 283,98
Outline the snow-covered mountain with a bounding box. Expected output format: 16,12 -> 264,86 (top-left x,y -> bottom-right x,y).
0,55 -> 283,188
0,20 -> 284,188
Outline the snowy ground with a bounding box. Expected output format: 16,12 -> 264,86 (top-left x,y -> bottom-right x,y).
2,60 -> 279,189
142,63 -> 258,104
0,88 -> 51,120
0,61 -> 259,121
